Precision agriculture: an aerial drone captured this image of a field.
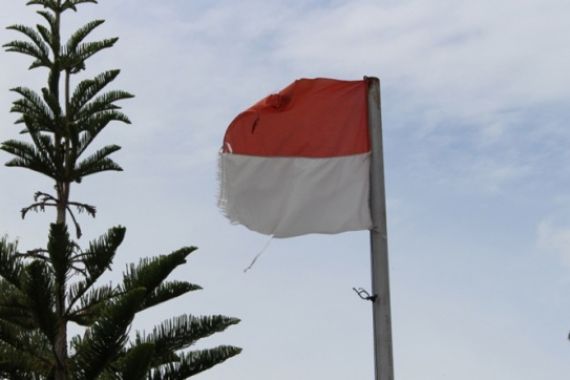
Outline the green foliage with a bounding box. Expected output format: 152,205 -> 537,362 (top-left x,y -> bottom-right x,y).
0,1 -> 241,379
0,221 -> 241,380
1,0 -> 132,191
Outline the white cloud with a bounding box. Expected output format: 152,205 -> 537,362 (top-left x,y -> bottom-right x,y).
452,157 -> 532,195
537,219 -> 570,266
272,0 -> 570,114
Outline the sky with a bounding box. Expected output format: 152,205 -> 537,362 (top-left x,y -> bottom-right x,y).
1,0 -> 570,379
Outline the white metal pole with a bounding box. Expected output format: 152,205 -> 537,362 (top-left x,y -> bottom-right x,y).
366,76 -> 395,380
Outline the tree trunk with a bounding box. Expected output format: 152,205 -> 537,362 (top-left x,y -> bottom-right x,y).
54,178 -> 69,379
54,4 -> 68,377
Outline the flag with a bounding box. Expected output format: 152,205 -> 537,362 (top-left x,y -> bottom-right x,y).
218,78 -> 372,238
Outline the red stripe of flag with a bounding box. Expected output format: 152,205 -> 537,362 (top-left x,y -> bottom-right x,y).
223,78 -> 370,158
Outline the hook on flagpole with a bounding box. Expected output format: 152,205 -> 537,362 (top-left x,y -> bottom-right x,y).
353,287 -> 377,302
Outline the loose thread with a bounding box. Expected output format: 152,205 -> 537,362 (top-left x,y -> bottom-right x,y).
243,234 -> 274,273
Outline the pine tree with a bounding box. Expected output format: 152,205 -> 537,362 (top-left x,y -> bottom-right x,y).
0,1 -> 241,379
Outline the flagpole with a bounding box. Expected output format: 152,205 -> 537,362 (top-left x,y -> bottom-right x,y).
366,76 -> 395,380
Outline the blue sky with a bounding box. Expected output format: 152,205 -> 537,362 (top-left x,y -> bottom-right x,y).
1,0 -> 570,379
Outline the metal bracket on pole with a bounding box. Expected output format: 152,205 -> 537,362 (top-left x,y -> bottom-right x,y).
353,287 -> 378,303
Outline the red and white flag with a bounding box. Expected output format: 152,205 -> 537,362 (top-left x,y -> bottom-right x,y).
219,78 -> 372,238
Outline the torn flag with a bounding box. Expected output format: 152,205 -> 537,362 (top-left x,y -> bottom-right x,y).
218,78 -> 372,238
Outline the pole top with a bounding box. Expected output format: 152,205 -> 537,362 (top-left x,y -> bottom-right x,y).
363,76 -> 380,84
